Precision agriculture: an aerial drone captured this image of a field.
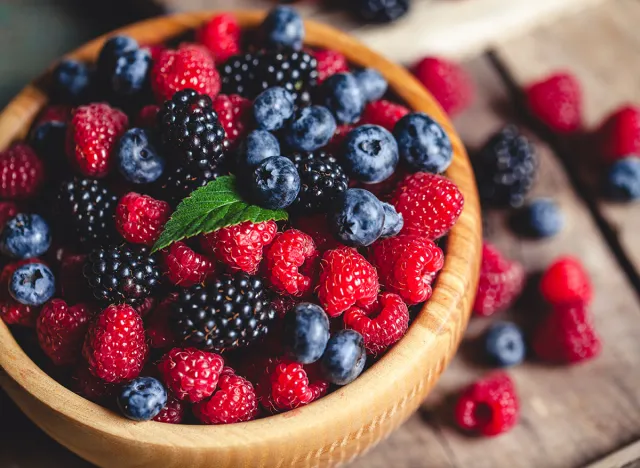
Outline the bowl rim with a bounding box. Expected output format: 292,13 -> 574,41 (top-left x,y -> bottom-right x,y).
0,10 -> 481,452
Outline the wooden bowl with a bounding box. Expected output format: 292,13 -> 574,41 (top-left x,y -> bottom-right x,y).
0,11 -> 481,468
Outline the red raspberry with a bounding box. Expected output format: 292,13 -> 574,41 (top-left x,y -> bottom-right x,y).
474,242 -> 526,317
115,192 -> 171,246
271,295 -> 298,319
598,105 -> 640,161
203,220 -> 278,274
66,103 -> 128,178
144,44 -> 167,62
151,43 -> 221,103
0,259 -> 41,327
35,104 -> 72,125
360,100 -> 410,132
212,94 -> 252,148
264,229 -> 319,297
194,368 -> 259,424
158,347 -> 224,403
292,215 -> 340,252
72,364 -> 115,403
325,124 -> 354,154
412,56 -> 474,117
82,304 -> 148,383
153,396 -> 185,424
0,144 -> 45,200
271,360 -> 329,411
0,201 -> 18,228
455,372 -> 519,436
36,299 -> 93,366
344,292 -> 409,354
312,49 -> 349,84
134,296 -> 156,318
370,235 -> 444,305
59,253 -> 93,303
539,256 -> 592,306
358,167 -> 407,200
135,104 -> 159,128
318,247 -> 379,317
533,303 -> 601,364
163,242 -> 215,287
145,295 -> 177,349
525,72 -> 582,134
196,13 -> 241,63
391,172 -> 464,240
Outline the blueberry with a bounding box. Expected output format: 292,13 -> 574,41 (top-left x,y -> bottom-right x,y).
606,157 -> 640,201
261,6 -> 305,50
285,106 -> 337,152
342,124 -> 398,183
320,73 -> 365,125
98,35 -> 139,74
321,329 -> 366,385
394,112 -> 453,173
380,202 -> 404,238
9,263 -> 55,306
0,214 -> 51,259
354,68 -> 387,102
30,121 -> 67,163
117,128 -> 165,184
109,48 -> 151,96
515,198 -> 564,238
251,156 -> 301,209
283,303 -> 330,364
484,321 -> 526,367
237,130 -> 281,169
253,87 -> 295,131
51,60 -> 92,103
117,377 -> 167,421
329,188 -> 385,247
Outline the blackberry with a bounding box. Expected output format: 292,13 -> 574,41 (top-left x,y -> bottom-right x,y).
288,151 -> 349,212
475,126 -> 538,208
219,53 -> 261,98
255,49 -> 318,107
159,160 -> 225,206
352,0 -> 410,24
83,244 -> 161,306
57,177 -> 118,245
172,272 -> 276,352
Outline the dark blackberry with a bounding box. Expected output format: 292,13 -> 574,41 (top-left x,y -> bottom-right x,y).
57,177 -> 118,245
474,125 -> 538,208
159,160 -> 225,206
288,151 -> 349,213
83,244 -> 161,306
172,272 -> 276,352
352,0 -> 410,24
255,49 -> 318,107
219,53 -> 261,98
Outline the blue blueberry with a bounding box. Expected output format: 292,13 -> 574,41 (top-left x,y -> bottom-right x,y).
253,87 -> 295,131
394,112 -> 453,173
321,329 -> 366,385
51,60 -> 92,103
117,128 -> 165,184
261,6 -> 305,50
329,188 -> 385,247
109,48 -> 151,96
320,73 -> 365,124
0,214 -> 51,259
606,157 -> 640,201
354,68 -> 387,102
518,198 -> 564,238
484,321 -> 526,367
342,124 -> 398,183
283,303 -> 330,364
380,202 -> 403,238
285,106 -> 337,152
9,263 -> 55,306
251,156 -> 301,209
237,130 -> 281,169
30,121 -> 67,163
98,35 -> 139,74
117,377 -> 167,421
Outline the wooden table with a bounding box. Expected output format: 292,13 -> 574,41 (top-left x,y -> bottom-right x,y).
3,0 -> 640,466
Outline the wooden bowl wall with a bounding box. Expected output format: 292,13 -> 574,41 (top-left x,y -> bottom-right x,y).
0,11 -> 481,468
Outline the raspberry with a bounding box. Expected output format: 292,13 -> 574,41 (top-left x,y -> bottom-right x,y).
360,100 -> 410,131
135,104 -> 159,128
35,105 -> 72,125
412,57 -> 474,117
391,172 -> 464,240
66,103 -> 129,178
533,303 -> 601,364
145,295 -> 177,349
358,167 -> 407,200
0,144 -> 45,200
343,292 -> 409,354
72,365 -> 115,403
0,259 -> 41,327
151,43 -> 221,102
163,242 -> 215,287
153,396 -> 185,424
311,49 -> 349,84
115,192 -> 171,246
157,347 -> 224,403
196,13 -> 241,63
36,299 -> 93,366
212,94 -> 251,148
271,294 -> 298,319
0,201 -> 18,228
264,229 -> 319,297
135,296 -> 156,318
270,360 -> 329,411
525,72 -> 582,134
82,304 -> 148,383
194,368 -> 258,424
318,246 -> 379,317
292,215 -> 340,252
202,220 -> 277,274
539,256 -> 592,306
59,253 -> 92,303
370,235 -> 444,305
598,105 -> 640,161
474,242 -> 526,317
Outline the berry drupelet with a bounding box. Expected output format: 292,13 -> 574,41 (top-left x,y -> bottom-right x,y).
255,49 -> 318,107
219,53 -> 262,98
